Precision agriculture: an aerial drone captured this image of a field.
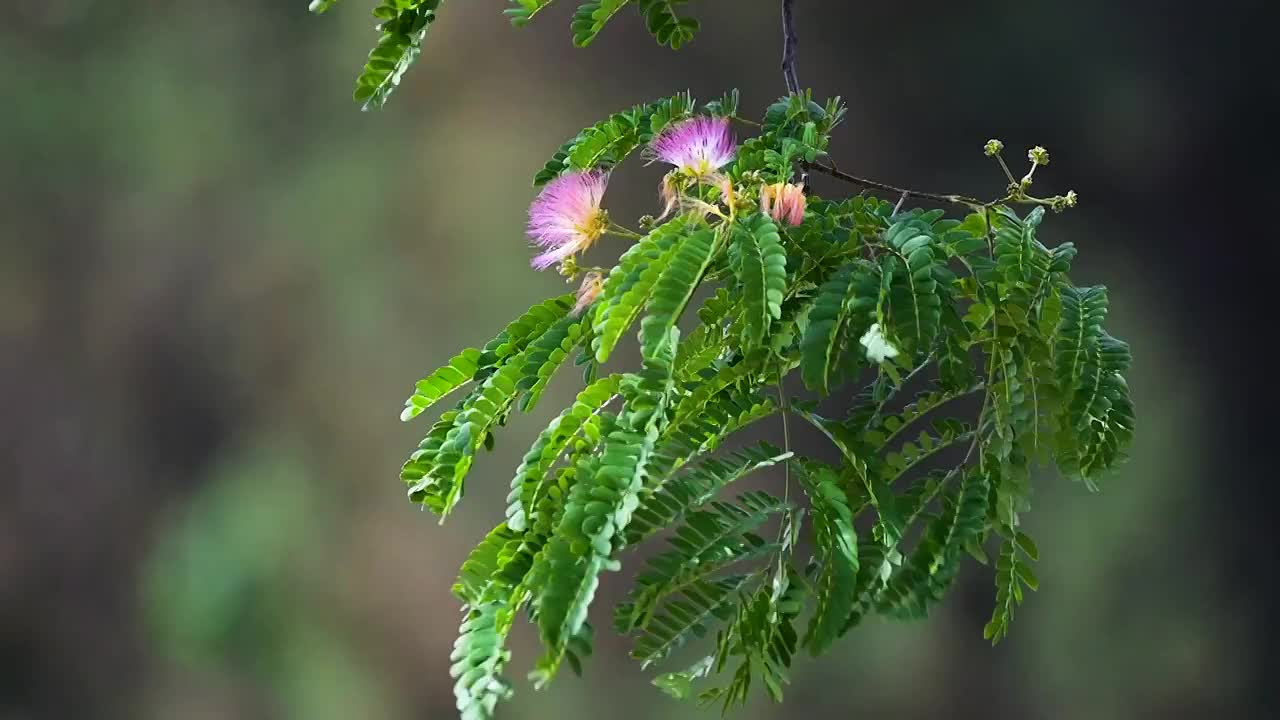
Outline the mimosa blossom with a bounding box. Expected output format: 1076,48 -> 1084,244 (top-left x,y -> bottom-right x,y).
649,116 -> 736,179
760,182 -> 806,226
658,173 -> 680,220
573,271 -> 604,316
527,170 -> 610,270
657,171 -> 735,221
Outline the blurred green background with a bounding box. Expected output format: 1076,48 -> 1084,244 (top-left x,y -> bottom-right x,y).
2,1 -> 1271,718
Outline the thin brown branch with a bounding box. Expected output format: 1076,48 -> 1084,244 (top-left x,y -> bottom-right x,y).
892,190 -> 909,215
802,160 -> 986,208
781,0 -> 800,93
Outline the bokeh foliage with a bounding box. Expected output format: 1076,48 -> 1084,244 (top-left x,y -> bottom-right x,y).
14,1 -> 1262,719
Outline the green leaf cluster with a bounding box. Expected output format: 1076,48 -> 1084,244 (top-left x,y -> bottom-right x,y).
316,0 -> 709,108
534,93 -> 696,186
351,0 -> 443,110
391,93 -> 1135,718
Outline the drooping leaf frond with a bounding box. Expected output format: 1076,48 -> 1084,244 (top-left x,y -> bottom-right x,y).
400,406 -> 463,504
640,228 -> 717,360
530,339 -> 677,684
649,387 -> 777,481
516,312 -> 591,413
882,217 -> 943,357
400,295 -> 576,516
507,375 -> 621,531
504,0 -> 555,27
401,347 -> 483,421
798,464 -> 858,655
878,467 -> 989,619
481,294 -> 576,372
706,568 -> 805,710
570,0 -> 633,48
1052,285 -> 1134,485
630,575 -> 747,669
799,260 -> 878,393
451,603 -> 515,720
837,540 -> 896,635
982,536 -> 1039,644
617,491 -> 789,634
668,351 -> 768,430
626,444 -> 792,545
674,288 -> 739,375
353,0 -> 443,110
877,420 -> 974,489
734,214 -> 787,349
593,217 -> 689,363
454,523 -> 521,605
635,0 -> 700,49
416,357 -> 526,516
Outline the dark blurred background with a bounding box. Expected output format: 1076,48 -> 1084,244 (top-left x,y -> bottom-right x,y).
2,1 -> 1273,718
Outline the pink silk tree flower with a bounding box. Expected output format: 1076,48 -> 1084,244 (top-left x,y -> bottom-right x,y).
760,182 -> 806,226
528,170 -> 610,270
717,175 -> 736,206
657,172 -> 681,220
572,271 -> 604,316
649,116 -> 736,179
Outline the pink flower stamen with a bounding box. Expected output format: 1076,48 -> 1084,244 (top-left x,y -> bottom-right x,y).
527,170 -> 610,270
572,271 -> 604,316
760,182 -> 806,226
649,116 -> 736,180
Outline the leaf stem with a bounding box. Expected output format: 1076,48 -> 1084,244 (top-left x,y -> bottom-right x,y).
994,153 -> 1018,186
802,160 -> 987,208
913,429 -> 983,520
608,223 -> 644,239
892,190 -> 910,215
877,383 -> 985,450
776,379 -> 792,504
805,159 -> 1076,212
774,378 -> 798,553
863,350 -> 937,432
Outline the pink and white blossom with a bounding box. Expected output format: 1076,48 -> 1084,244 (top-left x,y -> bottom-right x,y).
649,116 -> 736,179
527,170 -> 610,270
573,271 -> 604,316
760,182 -> 806,226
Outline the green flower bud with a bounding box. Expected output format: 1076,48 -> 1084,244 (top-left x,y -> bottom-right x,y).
1028,146 -> 1050,166
984,139 -> 1005,157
